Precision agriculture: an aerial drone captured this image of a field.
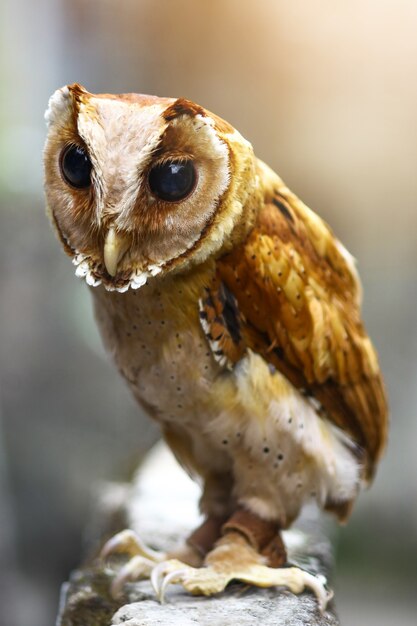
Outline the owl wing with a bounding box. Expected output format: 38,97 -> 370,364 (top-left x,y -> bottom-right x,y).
201,167 -> 388,482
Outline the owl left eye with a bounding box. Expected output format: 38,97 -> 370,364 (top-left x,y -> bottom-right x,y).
148,160 -> 196,202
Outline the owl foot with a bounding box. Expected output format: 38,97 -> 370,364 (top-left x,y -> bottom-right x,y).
151,531 -> 333,613
101,529 -> 166,597
100,528 -> 204,598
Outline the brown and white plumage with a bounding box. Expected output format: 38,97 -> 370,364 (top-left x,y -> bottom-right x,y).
209,168 -> 387,483
43,84 -> 388,609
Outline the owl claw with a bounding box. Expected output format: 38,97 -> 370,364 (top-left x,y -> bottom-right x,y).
150,559 -> 221,601
110,555 -> 155,598
150,559 -> 191,602
160,568 -> 191,602
100,529 -> 167,599
153,562 -> 191,602
150,560 -> 168,599
100,529 -> 165,562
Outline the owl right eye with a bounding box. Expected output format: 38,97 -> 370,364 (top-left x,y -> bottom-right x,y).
60,144 -> 92,189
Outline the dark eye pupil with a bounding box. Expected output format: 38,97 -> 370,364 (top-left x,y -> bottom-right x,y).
60,145 -> 92,189
148,160 -> 196,202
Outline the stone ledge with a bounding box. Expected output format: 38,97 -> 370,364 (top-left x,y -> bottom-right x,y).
56,442 -> 340,626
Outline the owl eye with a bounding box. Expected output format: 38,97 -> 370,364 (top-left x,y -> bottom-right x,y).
60,144 -> 92,189
148,159 -> 196,202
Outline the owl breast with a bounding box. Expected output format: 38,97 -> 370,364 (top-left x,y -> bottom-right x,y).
92,266 -> 360,526
92,267 -> 234,473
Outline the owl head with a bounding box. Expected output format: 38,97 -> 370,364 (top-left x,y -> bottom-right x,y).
43,84 -> 260,292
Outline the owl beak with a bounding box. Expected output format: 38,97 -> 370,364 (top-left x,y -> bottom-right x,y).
103,226 -> 130,276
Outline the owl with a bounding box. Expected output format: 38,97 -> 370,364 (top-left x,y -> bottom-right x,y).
43,84 -> 388,612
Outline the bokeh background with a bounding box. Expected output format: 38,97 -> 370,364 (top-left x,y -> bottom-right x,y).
1,1 -> 416,625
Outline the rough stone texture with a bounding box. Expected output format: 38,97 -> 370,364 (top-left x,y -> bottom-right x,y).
56,443 -> 340,626
112,593 -> 337,626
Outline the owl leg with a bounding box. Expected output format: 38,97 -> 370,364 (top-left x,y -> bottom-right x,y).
101,516 -> 226,597
151,508 -> 333,613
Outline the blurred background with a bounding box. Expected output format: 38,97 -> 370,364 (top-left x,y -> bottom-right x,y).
1,1 -> 416,624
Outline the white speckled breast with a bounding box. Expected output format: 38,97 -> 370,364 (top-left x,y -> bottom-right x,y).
92,276 -> 222,422
91,269 -> 359,526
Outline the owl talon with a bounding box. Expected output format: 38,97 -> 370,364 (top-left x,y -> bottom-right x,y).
159,567 -> 191,603
100,529 -> 168,598
101,528 -> 165,562
110,554 -> 156,598
150,559 -> 183,601
150,560 -> 166,598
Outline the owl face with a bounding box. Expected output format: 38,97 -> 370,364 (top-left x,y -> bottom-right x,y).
44,84 -> 258,291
